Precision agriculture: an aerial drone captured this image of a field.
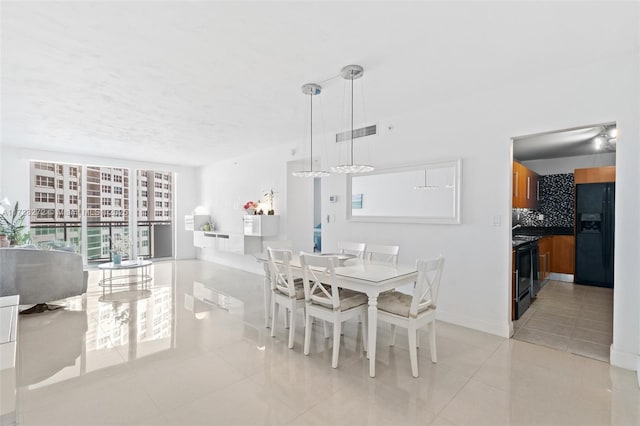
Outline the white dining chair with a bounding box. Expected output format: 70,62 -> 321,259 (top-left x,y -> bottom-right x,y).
300,252 -> 368,368
365,244 -> 400,265
376,256 -> 445,377
267,248 -> 305,349
337,241 -> 366,259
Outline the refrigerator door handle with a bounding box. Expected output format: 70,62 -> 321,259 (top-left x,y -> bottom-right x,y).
602,187 -> 610,268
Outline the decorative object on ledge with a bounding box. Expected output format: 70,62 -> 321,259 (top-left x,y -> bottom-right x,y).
293,83 -> 330,178
262,189 -> 277,215
331,65 -> 374,174
243,201 -> 258,215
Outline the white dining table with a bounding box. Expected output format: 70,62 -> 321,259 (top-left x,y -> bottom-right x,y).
255,253 -> 418,377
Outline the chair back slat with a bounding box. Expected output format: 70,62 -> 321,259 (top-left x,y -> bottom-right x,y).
337,241 -> 366,259
365,244 -> 399,265
410,256 -> 445,317
300,252 -> 340,310
267,248 -> 297,298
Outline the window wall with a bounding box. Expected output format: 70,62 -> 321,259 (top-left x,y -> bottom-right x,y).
29,161 -> 174,263
29,161 -> 83,251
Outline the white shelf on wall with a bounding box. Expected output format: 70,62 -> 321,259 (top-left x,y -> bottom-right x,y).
193,231 -> 262,254
243,215 -> 279,237
185,214 -> 210,231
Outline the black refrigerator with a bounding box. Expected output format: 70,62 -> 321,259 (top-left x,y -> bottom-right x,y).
575,182 -> 615,287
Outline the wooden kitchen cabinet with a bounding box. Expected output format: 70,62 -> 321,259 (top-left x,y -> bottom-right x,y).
512,162 -> 539,209
574,166 -> 615,184
551,235 -> 575,274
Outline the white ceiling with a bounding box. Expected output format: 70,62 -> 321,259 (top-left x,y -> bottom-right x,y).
1,2 -> 637,166
513,123 -> 617,161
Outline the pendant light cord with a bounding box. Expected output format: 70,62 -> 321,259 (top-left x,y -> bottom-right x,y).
350,72 -> 354,166
310,92 -> 313,171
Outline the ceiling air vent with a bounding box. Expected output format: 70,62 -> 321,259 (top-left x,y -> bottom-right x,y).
335,124 -> 377,143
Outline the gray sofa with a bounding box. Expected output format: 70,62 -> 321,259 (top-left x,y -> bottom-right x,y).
0,248 -> 88,306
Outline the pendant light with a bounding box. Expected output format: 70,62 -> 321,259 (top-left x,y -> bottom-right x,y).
331,65 -> 374,174
292,83 -> 330,178
414,169 -> 438,190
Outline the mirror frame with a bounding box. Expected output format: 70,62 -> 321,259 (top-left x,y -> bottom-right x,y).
347,158 -> 462,224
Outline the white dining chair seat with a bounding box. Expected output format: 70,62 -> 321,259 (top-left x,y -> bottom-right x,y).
275,279 -> 305,299
312,288 -> 367,311
378,291 -> 434,318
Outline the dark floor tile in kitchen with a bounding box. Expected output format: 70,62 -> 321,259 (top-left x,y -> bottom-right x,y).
530,310 -> 576,327
571,328 -> 613,346
574,318 -> 613,334
513,280 -> 613,363
525,317 -> 574,337
568,339 -> 610,362
514,328 -> 570,352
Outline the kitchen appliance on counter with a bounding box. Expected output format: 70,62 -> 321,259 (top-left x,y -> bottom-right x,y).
513,239 -> 540,319
575,183 -> 615,287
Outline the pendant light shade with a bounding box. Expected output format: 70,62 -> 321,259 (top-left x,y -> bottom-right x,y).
292,83 -> 330,178
331,64 -> 374,174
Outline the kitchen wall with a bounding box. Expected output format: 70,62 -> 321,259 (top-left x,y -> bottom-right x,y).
0,145 -> 198,260
197,49 -> 639,379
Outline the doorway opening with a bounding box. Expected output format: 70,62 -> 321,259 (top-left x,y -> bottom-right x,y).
510,122 -> 616,362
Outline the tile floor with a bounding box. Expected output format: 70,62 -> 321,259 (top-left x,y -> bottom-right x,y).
12,260 -> 639,425
513,280 -> 613,362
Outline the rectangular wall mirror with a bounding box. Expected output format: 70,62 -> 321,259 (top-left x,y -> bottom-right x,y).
348,158 -> 461,224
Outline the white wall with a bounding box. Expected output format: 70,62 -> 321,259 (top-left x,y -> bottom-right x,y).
523,152 -> 616,175
197,51 -> 639,374
197,145 -> 296,274
0,145 -> 198,260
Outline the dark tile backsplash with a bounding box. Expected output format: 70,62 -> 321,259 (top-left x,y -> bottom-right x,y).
513,173 -> 574,228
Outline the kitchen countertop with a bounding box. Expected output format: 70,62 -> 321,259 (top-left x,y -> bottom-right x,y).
512,226 -> 574,248
512,226 -> 574,237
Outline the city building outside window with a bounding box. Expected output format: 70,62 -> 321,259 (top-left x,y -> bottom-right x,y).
35,176 -> 55,188
69,181 -> 78,190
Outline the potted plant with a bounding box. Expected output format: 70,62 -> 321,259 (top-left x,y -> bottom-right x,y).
0,201 -> 30,245
109,235 -> 130,265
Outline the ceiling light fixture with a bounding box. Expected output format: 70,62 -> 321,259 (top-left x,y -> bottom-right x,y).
292,83 -> 330,178
331,65 -> 374,174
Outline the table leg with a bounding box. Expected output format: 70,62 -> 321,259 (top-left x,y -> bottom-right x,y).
263,263 -> 271,328
368,295 -> 378,378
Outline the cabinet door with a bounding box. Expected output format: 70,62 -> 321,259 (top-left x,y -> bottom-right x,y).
513,162 -> 526,208
551,235 -> 575,274
529,171 -> 540,209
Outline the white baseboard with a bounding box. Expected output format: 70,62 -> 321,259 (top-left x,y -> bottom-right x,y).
436,310 -> 510,338
610,345 -> 640,374
549,273 -> 574,282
